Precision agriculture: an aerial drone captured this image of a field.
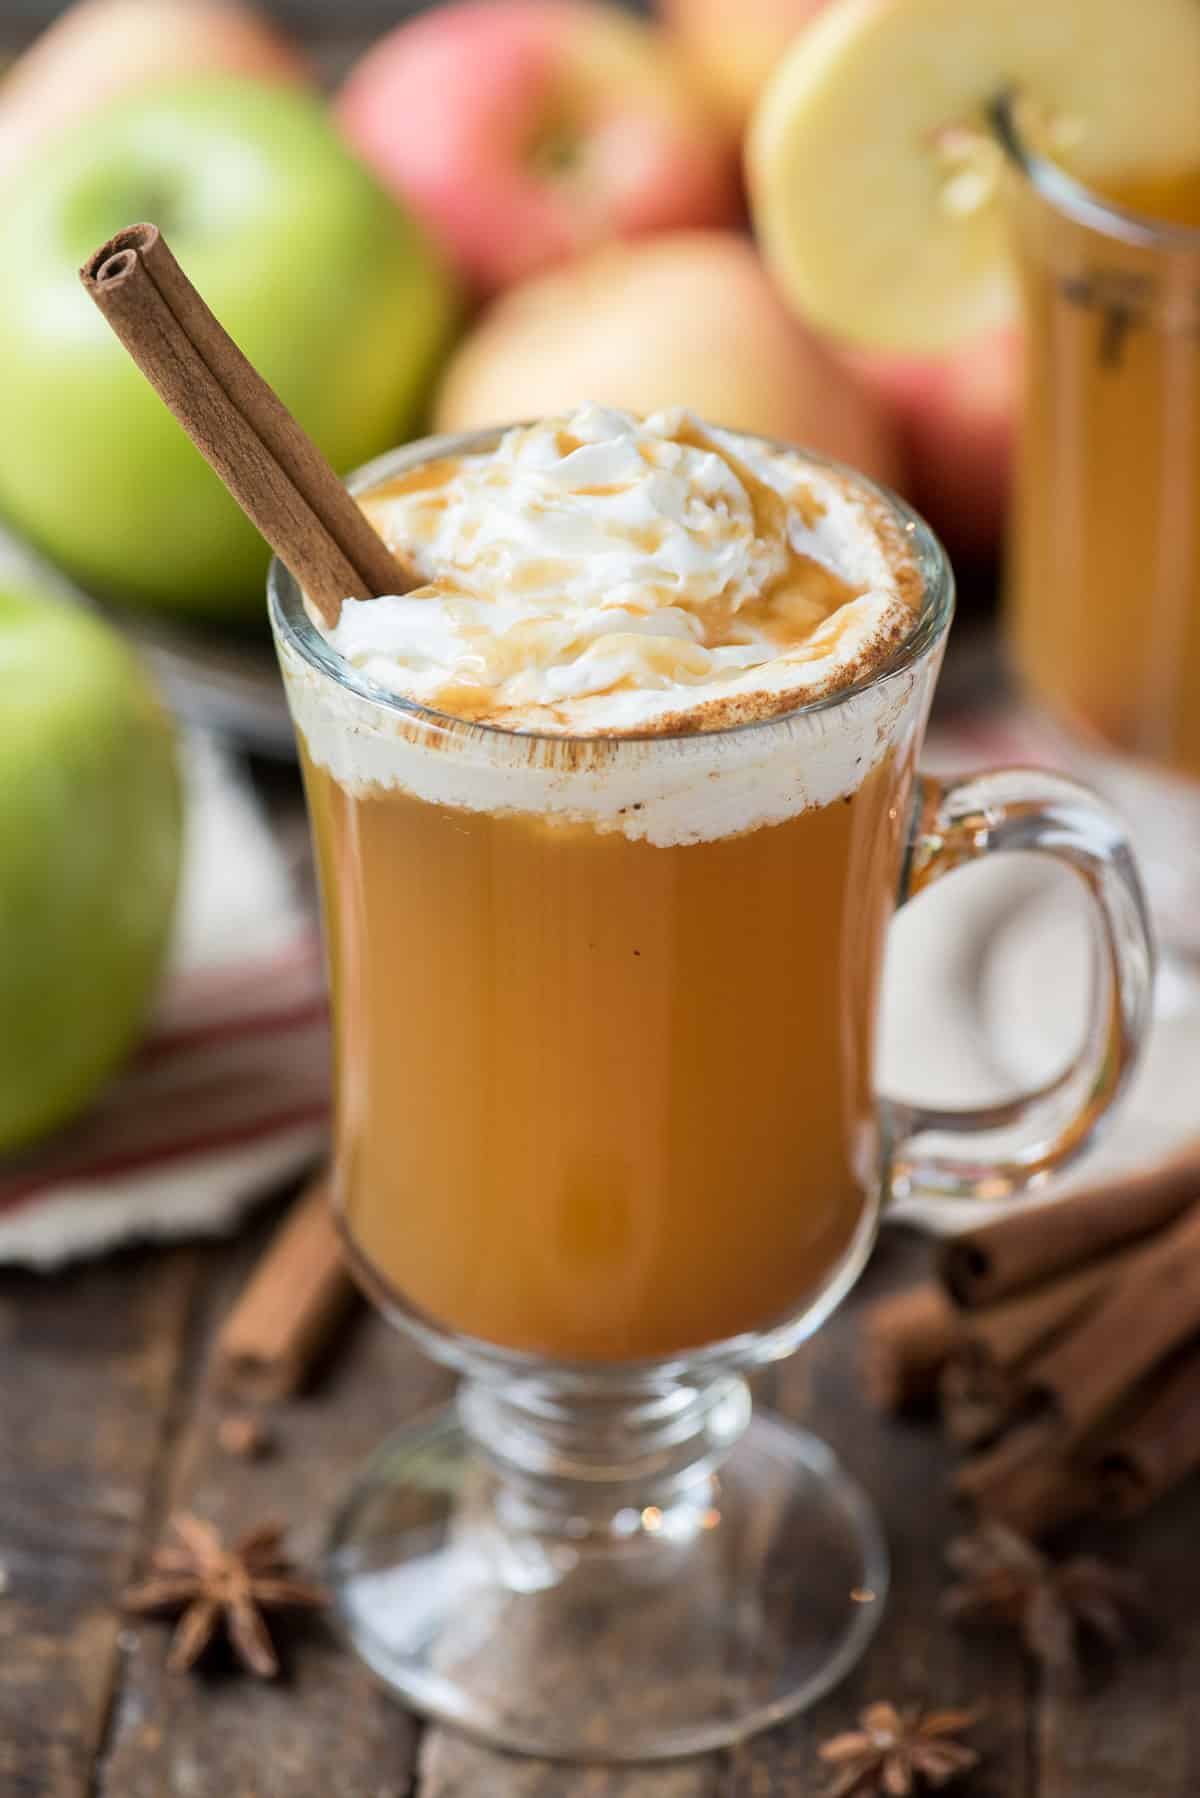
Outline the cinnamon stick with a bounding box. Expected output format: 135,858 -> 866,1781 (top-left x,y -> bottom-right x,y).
1026,1199 -> 1200,1446
861,1245 -> 1142,1423
939,1354 -> 1024,1449
80,223 -> 412,626
860,1283 -> 961,1410
935,1254 -> 1134,1447
214,1174 -> 356,1402
940,1138 -> 1200,1307
961,1250 -> 1133,1371
1090,1345 -> 1200,1518
952,1413 -> 1095,1537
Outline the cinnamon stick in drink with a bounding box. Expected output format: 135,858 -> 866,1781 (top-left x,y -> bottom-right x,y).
940,1137 -> 1200,1307
80,222 -> 412,625
215,1174 -> 356,1402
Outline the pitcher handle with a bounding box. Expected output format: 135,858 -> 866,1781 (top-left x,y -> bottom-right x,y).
882,767 -> 1155,1203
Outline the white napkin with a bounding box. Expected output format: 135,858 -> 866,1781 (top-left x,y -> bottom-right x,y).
883,710 -> 1200,1232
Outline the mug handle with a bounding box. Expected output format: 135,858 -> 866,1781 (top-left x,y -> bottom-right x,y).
882,766 -> 1155,1203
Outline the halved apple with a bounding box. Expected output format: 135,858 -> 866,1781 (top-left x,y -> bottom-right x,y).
747,0 -> 1200,353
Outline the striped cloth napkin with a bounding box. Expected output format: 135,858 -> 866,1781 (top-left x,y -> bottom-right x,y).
0,733 -> 328,1266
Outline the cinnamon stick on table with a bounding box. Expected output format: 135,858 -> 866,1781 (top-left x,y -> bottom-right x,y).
1090,1343 -> 1200,1518
935,1254 -> 1131,1446
860,1283 -> 961,1411
863,1240 -> 1150,1425
940,1136 -> 1200,1307
215,1174 -> 356,1403
961,1253 -> 1124,1371
1026,1198 -> 1200,1446
81,223 -> 412,626
952,1413 -> 1095,1538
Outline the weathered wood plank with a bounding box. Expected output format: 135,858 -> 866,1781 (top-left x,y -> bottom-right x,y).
0,1246 -> 203,1798
1037,1482 -> 1200,1798
99,1217 -> 452,1798
10,1205 -> 1200,1794
417,1735 -> 721,1798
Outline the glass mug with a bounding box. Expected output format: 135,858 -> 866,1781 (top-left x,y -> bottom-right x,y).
269,429 -> 1153,1761
996,94 -> 1200,955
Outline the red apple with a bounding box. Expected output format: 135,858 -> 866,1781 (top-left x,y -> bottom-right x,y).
659,0 -> 829,130
336,0 -> 740,295
843,327 -> 1020,558
434,229 -> 901,491
0,0 -> 310,184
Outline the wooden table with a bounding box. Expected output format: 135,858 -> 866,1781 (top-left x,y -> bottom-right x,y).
4,1215 -> 1197,1798
0,7 -> 1177,1787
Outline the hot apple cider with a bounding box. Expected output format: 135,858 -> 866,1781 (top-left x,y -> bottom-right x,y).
283,408 -> 922,1361
1009,166 -> 1200,779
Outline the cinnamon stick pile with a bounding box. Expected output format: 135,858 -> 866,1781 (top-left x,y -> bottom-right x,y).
864,1139 -> 1200,1537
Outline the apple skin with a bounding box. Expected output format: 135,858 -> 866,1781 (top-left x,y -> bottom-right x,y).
435,230 -> 901,490
843,326 -> 1019,557
336,0 -> 741,296
0,583 -> 182,1153
0,78 -> 459,621
0,0 -> 311,185
659,0 -> 829,129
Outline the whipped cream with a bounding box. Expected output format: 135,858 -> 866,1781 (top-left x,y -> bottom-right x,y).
320,406 -> 916,736
283,409 -> 929,845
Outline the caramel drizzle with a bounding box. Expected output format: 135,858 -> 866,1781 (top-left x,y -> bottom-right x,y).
358,419 -> 887,710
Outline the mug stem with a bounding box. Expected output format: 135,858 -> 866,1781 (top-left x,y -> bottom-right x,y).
457,1373 -> 751,1558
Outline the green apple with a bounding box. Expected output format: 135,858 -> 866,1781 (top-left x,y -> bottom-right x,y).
0,78 -> 459,621
0,582 -> 182,1152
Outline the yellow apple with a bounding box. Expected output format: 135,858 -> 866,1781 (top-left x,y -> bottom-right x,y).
748,0 -> 1200,353
435,230 -> 900,488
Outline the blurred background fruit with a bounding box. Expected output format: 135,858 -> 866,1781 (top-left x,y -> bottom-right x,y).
336,0 -> 741,295
0,76 -> 459,622
435,229 -> 901,489
843,326 -> 1019,559
0,0 -> 1033,1151
659,0 -> 827,130
0,583 -> 182,1152
0,0 -> 312,183
0,0 -> 1022,641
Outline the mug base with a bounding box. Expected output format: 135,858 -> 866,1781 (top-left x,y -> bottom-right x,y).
325,1402 -> 888,1762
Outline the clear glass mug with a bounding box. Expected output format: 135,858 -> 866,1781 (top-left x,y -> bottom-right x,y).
995,94 -> 1200,956
269,429 -> 1153,1762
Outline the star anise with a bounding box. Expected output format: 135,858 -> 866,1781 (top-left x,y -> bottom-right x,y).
819,1702 -> 983,1796
943,1523 -> 1146,1679
122,1513 -> 325,1677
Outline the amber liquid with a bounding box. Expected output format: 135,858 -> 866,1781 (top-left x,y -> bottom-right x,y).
1010,168 -> 1200,777
303,750 -> 910,1362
